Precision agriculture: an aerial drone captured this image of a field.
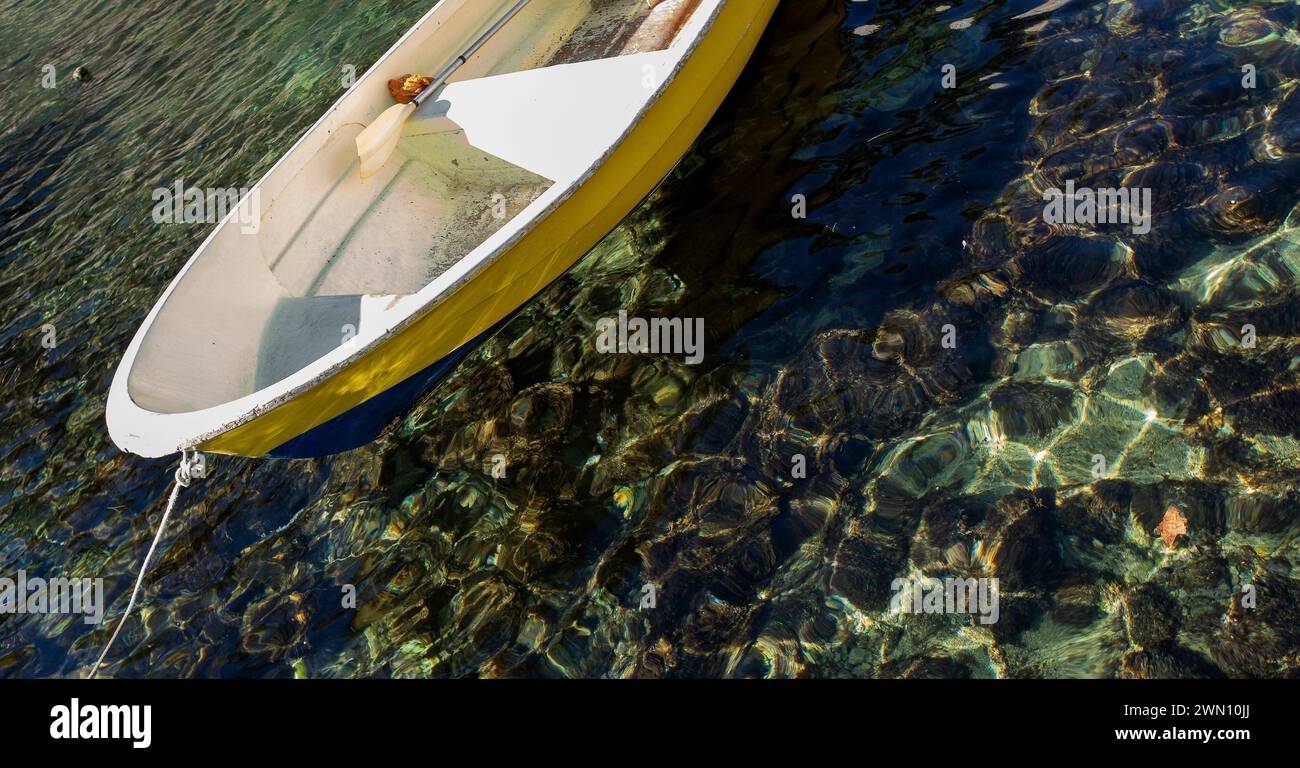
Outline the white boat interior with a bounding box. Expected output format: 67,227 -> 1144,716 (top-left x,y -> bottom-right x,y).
127,0 -> 710,414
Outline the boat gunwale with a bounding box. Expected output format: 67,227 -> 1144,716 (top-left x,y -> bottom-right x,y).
107,0 -> 728,458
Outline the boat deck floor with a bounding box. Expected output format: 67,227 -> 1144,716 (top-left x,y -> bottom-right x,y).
267,133 -> 552,299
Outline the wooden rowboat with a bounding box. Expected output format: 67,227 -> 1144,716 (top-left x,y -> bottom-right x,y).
107,0 -> 779,459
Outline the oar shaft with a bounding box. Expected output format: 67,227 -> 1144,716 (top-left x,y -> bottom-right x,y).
412,0 -> 531,107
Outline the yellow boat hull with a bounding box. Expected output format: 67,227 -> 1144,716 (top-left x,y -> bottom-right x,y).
200,0 -> 779,457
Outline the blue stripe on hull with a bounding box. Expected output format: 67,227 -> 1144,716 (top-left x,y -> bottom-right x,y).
266,322 -> 502,459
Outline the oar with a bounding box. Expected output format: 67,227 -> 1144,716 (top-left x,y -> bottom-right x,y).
356,0 -> 531,178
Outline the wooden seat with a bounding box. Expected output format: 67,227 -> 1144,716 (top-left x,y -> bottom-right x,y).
621,0 -> 703,54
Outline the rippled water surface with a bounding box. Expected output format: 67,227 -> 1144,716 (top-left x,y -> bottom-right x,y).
4,0 -> 1300,678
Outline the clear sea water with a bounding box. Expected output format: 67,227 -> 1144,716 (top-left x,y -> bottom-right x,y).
3,0 -> 1300,678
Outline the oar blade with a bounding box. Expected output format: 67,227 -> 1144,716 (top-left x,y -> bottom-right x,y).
356,103 -> 416,178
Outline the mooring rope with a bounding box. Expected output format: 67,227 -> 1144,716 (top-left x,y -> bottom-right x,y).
90,450 -> 202,678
